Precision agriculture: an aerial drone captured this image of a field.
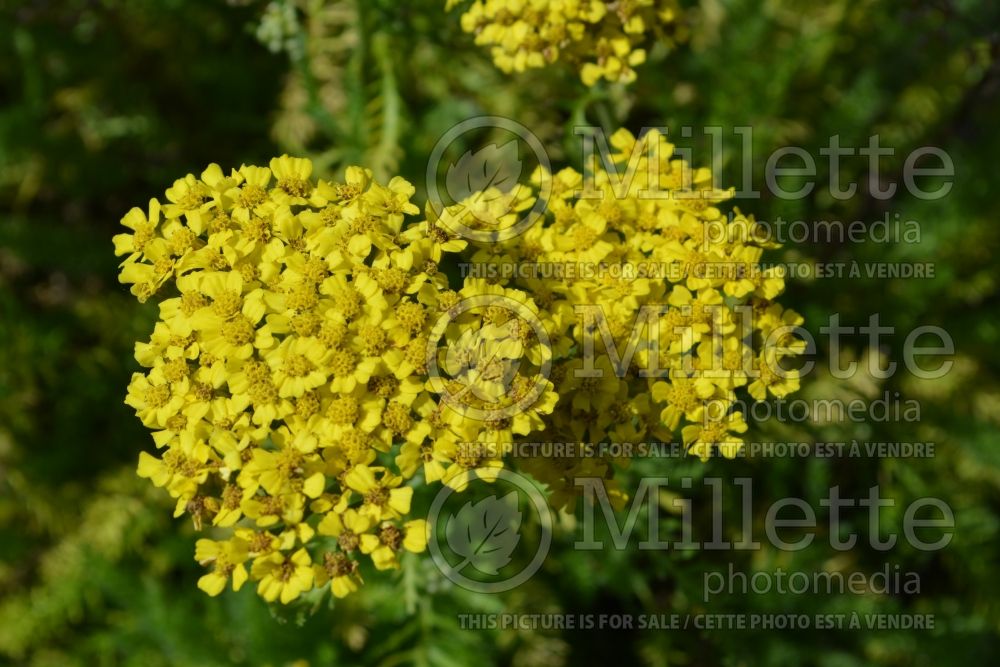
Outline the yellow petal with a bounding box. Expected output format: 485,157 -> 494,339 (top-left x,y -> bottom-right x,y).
331,575 -> 358,598
317,512 -> 344,537
388,487 -> 413,516
403,520 -> 428,553
303,472 -> 325,499
344,465 -> 376,493
232,564 -> 248,591
198,572 -> 227,597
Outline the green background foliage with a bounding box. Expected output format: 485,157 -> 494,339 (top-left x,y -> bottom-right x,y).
2,0 -> 999,665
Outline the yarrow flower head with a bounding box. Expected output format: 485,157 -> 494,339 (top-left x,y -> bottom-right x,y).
116,156 -> 561,604
117,137 -> 801,605
456,128 -> 804,508
446,0 -> 683,85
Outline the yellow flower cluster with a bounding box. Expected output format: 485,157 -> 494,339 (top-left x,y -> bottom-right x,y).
114,157 -> 555,602
116,135 -> 801,604
446,0 -> 682,85
452,128 -> 803,508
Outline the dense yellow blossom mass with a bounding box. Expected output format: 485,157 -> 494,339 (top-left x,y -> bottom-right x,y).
446,0 -> 682,85
116,130 -> 801,604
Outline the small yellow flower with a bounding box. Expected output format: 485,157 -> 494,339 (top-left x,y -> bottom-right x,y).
269,155 -> 315,204
315,552 -> 363,598
360,520 -> 428,570
252,548 -> 314,604
317,508 -> 373,551
113,199 -> 162,258
343,465 -> 413,521
682,411 -> 749,461
195,537 -> 249,596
